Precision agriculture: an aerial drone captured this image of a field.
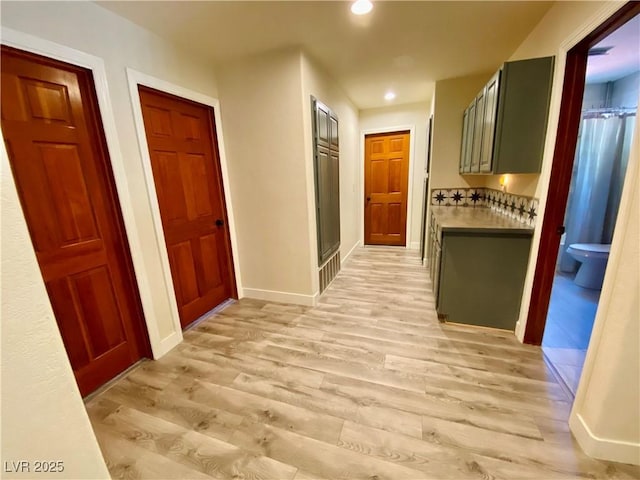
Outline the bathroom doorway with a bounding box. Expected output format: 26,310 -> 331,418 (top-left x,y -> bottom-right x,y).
541,13 -> 639,396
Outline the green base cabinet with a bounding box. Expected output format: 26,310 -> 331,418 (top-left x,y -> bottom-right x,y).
437,231 -> 532,330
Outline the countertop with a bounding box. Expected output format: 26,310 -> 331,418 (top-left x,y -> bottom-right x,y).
430,206 -> 534,235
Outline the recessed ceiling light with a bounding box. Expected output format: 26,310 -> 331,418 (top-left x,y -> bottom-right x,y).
351,0 -> 373,16
384,91 -> 396,101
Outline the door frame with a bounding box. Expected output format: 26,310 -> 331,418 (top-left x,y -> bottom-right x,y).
360,125 -> 416,248
420,115 -> 434,262
0,28 -> 169,354
522,2 -> 640,345
126,68 -> 243,336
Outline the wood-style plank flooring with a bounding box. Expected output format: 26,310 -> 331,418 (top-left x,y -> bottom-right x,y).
86,247 -> 640,479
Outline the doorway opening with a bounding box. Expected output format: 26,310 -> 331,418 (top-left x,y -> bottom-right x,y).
524,4 -> 640,398
364,130 -> 411,246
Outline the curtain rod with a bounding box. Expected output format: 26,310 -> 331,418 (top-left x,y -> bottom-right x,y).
582,106 -> 637,114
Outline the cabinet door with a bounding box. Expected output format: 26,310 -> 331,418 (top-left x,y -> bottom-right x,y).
429,232 -> 436,281
426,222 -> 434,264
313,99 -> 340,264
463,100 -> 476,173
480,70 -> 501,173
492,56 -> 554,174
437,232 -> 532,329
470,89 -> 486,173
329,114 -> 339,150
316,103 -> 330,148
459,108 -> 469,173
433,240 -> 442,304
429,228 -> 437,281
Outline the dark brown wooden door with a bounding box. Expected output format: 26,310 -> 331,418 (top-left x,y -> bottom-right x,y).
1,46 -> 149,396
138,86 -> 235,329
364,131 -> 410,246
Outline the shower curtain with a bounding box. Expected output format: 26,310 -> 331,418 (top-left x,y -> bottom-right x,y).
559,113 -> 636,273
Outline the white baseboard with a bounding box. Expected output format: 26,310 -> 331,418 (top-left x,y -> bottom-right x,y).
152,331 -> 182,359
341,241 -> 361,267
514,320 -> 524,342
242,288 -> 318,307
570,413 -> 640,465
409,241 -> 420,250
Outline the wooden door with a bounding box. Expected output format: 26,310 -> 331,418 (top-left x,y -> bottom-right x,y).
1,46 -> 149,396
364,131 -> 410,246
138,86 -> 236,329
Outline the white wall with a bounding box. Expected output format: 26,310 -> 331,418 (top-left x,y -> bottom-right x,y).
583,83 -> 610,108
217,48 -> 316,304
1,141 -> 110,479
611,71 -> 640,108
581,72 -> 640,111
301,54 -> 361,267
359,102 -> 431,249
506,1 -> 640,464
571,95 -> 639,464
1,2 -> 226,475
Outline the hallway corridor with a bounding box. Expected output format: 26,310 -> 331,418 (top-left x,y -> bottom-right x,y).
85,247 -> 639,479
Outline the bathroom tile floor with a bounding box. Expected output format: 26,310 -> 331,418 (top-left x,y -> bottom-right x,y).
542,271 -> 600,396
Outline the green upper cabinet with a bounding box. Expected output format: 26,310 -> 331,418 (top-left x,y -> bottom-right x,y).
459,56 -> 554,175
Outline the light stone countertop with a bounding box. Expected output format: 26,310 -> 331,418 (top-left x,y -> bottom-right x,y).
431,206 -> 534,235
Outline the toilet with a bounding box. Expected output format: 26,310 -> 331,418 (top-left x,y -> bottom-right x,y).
567,243 -> 611,290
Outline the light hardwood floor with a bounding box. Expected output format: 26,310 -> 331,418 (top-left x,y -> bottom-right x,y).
85,246 -> 640,479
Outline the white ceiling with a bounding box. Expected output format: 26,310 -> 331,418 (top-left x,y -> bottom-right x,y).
98,1 -> 553,110
587,14 -> 640,84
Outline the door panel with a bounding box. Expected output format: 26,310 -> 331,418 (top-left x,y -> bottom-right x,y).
138,86 -> 236,328
200,234 -> 223,290
364,131 -> 410,246
371,160 -> 387,193
388,203 -> 403,234
1,46 -> 149,396
389,158 -> 403,192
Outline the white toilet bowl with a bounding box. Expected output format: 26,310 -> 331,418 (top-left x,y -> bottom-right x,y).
567,243 -> 610,290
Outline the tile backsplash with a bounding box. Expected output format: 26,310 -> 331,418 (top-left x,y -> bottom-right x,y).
430,187 -> 539,227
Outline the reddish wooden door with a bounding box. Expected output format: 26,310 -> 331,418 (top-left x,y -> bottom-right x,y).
138,86 -> 236,329
364,131 -> 410,246
1,46 -> 149,396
